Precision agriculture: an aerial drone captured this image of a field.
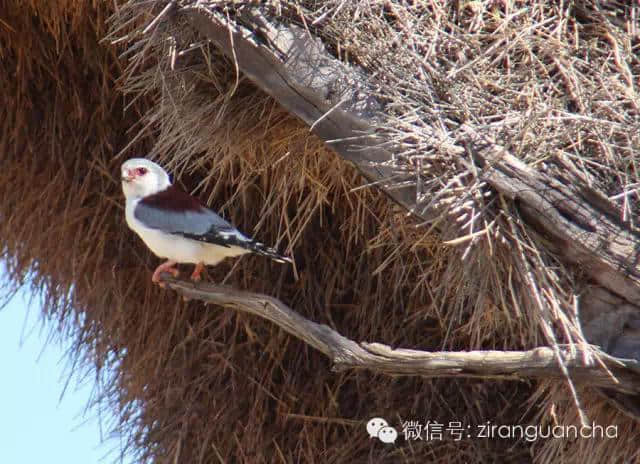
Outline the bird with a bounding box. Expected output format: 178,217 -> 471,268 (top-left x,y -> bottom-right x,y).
121,158 -> 292,284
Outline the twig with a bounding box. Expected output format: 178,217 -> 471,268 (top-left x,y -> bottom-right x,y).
142,1 -> 175,35
160,275 -> 640,394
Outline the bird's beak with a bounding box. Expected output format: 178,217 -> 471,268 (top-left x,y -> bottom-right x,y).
121,170 -> 134,182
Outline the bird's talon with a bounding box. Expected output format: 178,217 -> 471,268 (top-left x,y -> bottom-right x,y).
151,260 -> 178,286
190,262 -> 205,282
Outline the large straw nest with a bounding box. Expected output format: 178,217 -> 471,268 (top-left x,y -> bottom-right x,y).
1,1 -> 639,462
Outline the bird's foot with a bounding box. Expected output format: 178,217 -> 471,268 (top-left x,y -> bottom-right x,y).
190,262 -> 205,282
152,260 -> 179,286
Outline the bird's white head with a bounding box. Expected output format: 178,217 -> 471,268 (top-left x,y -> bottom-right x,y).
121,158 -> 172,200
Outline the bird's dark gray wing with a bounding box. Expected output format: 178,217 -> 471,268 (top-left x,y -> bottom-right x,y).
134,186 -> 250,248
135,185 -> 292,263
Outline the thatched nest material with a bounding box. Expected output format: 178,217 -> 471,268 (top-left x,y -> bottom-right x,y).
1,1 -> 639,462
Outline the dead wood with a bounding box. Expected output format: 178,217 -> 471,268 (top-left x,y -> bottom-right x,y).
161,274 -> 640,394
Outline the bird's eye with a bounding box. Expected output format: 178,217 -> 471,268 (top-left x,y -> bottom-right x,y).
136,167 -> 147,176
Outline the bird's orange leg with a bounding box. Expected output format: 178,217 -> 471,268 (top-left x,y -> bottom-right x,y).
190,262 -> 205,282
152,260 -> 179,284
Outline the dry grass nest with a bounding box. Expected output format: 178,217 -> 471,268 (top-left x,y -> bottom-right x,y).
1,1 -> 639,463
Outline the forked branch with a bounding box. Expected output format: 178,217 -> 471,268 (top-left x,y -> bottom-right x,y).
161,275 -> 640,394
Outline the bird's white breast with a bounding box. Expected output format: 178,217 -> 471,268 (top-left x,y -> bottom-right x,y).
125,198 -> 248,265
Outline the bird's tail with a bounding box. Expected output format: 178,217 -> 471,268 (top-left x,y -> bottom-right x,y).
247,240 -> 292,264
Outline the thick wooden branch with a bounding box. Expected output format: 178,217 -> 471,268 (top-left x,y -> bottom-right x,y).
181,6 -> 418,215
461,125 -> 640,305
161,275 -> 640,394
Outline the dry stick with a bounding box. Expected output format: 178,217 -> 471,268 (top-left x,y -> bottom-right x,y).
459,124 -> 640,305
160,275 -> 640,394
142,1 -> 176,35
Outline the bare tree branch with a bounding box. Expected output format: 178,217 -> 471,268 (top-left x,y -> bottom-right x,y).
161,275 -> 640,394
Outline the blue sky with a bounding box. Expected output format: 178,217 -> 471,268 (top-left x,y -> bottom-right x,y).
0,282 -> 130,464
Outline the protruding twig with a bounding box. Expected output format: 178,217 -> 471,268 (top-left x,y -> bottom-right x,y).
142,1 -> 176,35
